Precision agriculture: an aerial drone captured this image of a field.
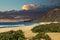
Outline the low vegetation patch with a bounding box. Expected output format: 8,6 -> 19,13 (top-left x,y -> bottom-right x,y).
31,23 -> 60,33
31,32 -> 51,40
0,30 -> 25,40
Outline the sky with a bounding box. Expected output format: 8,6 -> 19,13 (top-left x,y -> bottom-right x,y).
0,0 -> 60,11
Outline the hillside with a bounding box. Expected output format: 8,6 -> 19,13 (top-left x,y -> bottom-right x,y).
31,8 -> 60,22
0,8 -> 45,22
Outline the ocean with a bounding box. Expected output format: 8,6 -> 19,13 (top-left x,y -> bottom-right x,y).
0,22 -> 38,27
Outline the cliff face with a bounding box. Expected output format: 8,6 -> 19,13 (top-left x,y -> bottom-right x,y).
32,8 -> 60,22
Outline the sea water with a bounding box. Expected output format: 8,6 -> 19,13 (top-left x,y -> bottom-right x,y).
0,22 -> 38,27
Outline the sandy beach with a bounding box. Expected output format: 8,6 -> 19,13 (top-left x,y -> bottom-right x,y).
0,24 -> 39,37
0,22 -> 60,40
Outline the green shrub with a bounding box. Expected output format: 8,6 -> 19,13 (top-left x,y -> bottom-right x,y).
31,32 -> 51,40
0,30 -> 25,40
31,23 -> 60,33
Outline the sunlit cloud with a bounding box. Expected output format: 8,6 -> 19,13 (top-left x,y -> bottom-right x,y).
22,4 -> 38,10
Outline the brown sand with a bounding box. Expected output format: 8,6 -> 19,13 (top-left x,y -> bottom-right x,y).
47,33 -> 60,40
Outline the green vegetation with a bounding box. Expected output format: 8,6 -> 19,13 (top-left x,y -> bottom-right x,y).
31,23 -> 60,33
31,32 -> 51,40
31,23 -> 60,40
0,30 -> 25,40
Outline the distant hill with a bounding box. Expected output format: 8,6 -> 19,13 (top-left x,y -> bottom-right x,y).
0,7 -> 49,22
31,8 -> 60,22
0,6 -> 60,22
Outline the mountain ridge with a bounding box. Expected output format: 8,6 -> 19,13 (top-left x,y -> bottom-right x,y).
31,8 -> 60,22
0,6 -> 60,22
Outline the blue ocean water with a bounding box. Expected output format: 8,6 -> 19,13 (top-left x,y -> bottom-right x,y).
0,22 -> 38,27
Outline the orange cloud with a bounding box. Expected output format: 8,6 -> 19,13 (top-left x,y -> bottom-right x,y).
22,4 -> 38,10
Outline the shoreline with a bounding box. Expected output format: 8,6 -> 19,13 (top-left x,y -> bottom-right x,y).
0,21 -> 59,28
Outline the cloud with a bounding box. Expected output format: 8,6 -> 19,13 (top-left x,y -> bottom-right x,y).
22,4 -> 38,10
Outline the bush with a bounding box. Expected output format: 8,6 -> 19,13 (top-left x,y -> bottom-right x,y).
0,30 -> 25,40
31,23 -> 60,33
31,32 -> 51,40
